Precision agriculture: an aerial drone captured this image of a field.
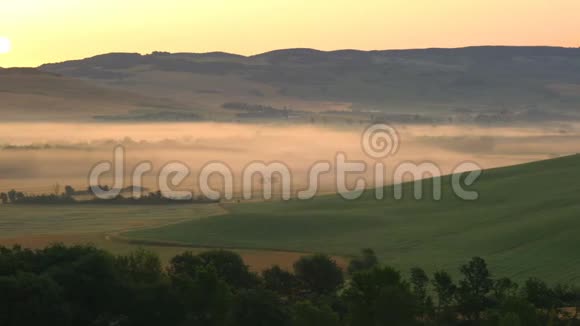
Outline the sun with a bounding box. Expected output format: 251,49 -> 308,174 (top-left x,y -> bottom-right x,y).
0,37 -> 12,54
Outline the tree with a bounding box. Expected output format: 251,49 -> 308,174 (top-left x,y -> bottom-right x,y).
15,191 -> 25,201
493,277 -> 519,303
552,283 -> 577,308
262,265 -> 300,298
168,251 -> 204,278
229,288 -> 289,326
291,301 -> 340,326
46,250 -> 124,326
115,248 -> 163,284
410,267 -> 430,302
121,278 -> 182,326
432,270 -> 457,324
0,272 -> 70,326
432,270 -> 456,309
459,257 -> 493,296
34,243 -> 103,273
7,189 -> 17,202
293,254 -> 344,296
347,248 -> 379,275
343,266 -> 418,326
52,183 -> 61,196
198,250 -> 259,289
410,267 -> 433,316
170,250 -> 259,290
523,277 -> 556,309
496,296 -> 541,326
64,185 -> 76,197
3,243 -> 577,326
172,265 -> 232,326
0,192 -> 7,204
457,257 -> 493,321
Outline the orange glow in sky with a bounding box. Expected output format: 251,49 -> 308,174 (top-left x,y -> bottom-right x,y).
1,0 -> 579,67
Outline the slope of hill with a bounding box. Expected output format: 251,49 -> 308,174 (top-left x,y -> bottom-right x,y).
125,154 -> 580,284
0,68 -> 201,121
39,46 -> 580,123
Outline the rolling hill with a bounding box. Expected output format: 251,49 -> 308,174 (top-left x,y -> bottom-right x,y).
125,154 -> 580,284
38,46 -> 580,123
0,68 -> 200,121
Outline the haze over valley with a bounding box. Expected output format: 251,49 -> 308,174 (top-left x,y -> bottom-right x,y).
2,2 -> 580,322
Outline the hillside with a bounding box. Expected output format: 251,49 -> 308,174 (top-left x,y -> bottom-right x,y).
126,154 -> 580,284
39,46 -> 580,123
0,68 -> 200,121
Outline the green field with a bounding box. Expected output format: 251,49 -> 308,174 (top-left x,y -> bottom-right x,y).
0,204 -> 348,271
0,204 -> 225,264
0,204 -> 225,238
126,154 -> 580,284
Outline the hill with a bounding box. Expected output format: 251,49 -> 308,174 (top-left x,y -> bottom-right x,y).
0,68 -> 200,121
38,46 -> 580,123
125,154 -> 580,284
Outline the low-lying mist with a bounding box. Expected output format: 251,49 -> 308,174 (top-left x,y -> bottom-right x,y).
1,122 -> 579,197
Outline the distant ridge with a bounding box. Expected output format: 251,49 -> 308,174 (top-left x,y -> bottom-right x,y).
38,45 -> 580,66
27,45 -> 580,123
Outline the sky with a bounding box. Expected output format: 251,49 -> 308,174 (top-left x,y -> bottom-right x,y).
1,0 -> 579,67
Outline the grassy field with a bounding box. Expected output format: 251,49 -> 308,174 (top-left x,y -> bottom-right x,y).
0,204 -> 225,238
0,204 -> 347,271
125,154 -> 580,284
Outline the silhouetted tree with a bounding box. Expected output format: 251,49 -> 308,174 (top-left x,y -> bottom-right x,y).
198,250 -> 259,289
116,248 -> 163,284
15,192 -> 25,201
523,277 -> 557,310
7,189 -> 17,202
172,265 -> 232,326
432,270 -> 457,323
293,254 -> 343,296
168,251 -> 204,278
262,265 -> 300,298
52,183 -> 61,196
230,288 -> 289,326
457,257 -> 493,321
0,192 -> 7,204
0,272 -> 70,326
0,244 -> 577,326
46,249 -> 123,325
343,266 -> 418,326
553,283 -> 579,310
410,267 -> 433,317
495,296 -> 541,326
493,277 -> 519,303
291,301 -> 340,326
64,185 -> 76,197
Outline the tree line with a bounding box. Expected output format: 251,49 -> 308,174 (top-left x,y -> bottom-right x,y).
0,187 -> 217,205
0,244 -> 578,326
